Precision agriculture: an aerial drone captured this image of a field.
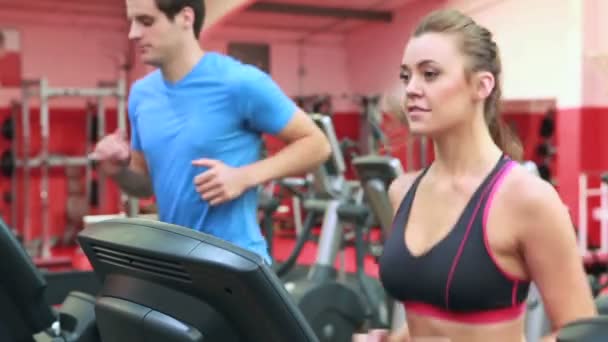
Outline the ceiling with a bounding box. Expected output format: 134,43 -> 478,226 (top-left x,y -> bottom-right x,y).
222,0 -> 414,37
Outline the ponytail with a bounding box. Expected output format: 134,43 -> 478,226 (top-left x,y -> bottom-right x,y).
485,84 -> 523,161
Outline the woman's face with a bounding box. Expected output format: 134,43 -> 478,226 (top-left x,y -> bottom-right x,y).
400,32 -> 483,137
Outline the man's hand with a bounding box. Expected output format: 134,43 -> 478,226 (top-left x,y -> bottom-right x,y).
192,159 -> 251,206
90,129 -> 131,176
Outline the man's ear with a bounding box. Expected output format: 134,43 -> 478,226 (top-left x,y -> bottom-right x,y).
475,71 -> 495,100
179,6 -> 195,31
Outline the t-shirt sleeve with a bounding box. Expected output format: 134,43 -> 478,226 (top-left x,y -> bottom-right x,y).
128,83 -> 143,152
233,65 -> 297,135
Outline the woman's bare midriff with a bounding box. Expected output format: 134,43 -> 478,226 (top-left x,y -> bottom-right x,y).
406,312 -> 526,342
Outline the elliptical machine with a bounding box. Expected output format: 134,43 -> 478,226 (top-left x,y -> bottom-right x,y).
351,155 -> 406,330
279,114 -> 389,342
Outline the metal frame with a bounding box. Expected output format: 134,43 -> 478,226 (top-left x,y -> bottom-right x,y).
578,173 -> 608,254
352,155 -> 403,240
12,76 -> 137,258
307,113 -> 355,270
309,113 -> 346,200
350,154 -> 404,329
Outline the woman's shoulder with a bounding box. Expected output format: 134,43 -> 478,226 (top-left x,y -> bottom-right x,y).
498,162 -> 568,224
388,170 -> 424,213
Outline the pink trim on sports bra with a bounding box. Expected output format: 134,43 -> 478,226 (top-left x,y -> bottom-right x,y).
444,161 -> 511,308
482,161 -> 529,284
403,300 -> 526,324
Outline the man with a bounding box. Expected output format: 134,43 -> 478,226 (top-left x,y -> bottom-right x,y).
92,0 -> 331,264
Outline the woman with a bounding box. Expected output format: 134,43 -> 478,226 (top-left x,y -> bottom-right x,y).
354,9 -> 596,342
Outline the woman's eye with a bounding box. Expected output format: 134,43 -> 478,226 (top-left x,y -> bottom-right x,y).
424,70 -> 439,81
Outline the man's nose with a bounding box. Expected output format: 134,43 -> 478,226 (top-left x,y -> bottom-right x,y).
128,22 -> 142,40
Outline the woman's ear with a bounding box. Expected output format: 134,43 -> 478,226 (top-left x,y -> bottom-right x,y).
475,71 -> 495,100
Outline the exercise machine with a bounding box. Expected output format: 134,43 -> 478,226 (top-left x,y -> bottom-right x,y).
352,155 -> 402,258
258,189 -> 281,257
579,172 -> 608,254
556,316 -> 608,342
0,216 -> 98,342
273,113 -> 353,278
278,114 -> 389,341
351,155 -> 406,331
259,176 -> 311,258
77,218 -> 319,342
578,173 -> 608,313
356,95 -> 386,156
295,95 -> 332,116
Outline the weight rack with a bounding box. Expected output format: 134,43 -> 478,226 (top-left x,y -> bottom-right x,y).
10,77 -> 139,259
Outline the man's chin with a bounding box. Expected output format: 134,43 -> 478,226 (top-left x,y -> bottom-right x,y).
141,57 -> 162,68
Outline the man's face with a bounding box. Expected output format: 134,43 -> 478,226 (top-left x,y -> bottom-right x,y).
126,0 -> 185,67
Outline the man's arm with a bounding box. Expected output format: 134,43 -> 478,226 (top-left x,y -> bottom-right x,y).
192,67 -> 330,206
240,109 -> 331,188
112,150 -> 154,198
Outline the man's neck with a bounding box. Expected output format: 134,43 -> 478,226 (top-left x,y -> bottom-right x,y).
161,43 -> 205,83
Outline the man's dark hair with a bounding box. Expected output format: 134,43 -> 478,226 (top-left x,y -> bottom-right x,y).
155,0 -> 205,39
0,31 -> 5,46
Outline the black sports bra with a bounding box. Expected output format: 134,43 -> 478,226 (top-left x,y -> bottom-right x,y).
379,155 -> 531,324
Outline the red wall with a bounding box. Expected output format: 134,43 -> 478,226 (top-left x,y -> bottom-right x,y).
0,106 -> 123,242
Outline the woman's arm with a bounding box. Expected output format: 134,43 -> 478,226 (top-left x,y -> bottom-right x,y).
512,173 -> 597,339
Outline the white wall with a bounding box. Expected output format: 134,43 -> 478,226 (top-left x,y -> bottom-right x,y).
346,0 -> 584,107
582,0 -> 608,106
463,0 -> 582,107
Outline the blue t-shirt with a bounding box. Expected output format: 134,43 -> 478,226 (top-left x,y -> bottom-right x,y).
128,52 -> 297,264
